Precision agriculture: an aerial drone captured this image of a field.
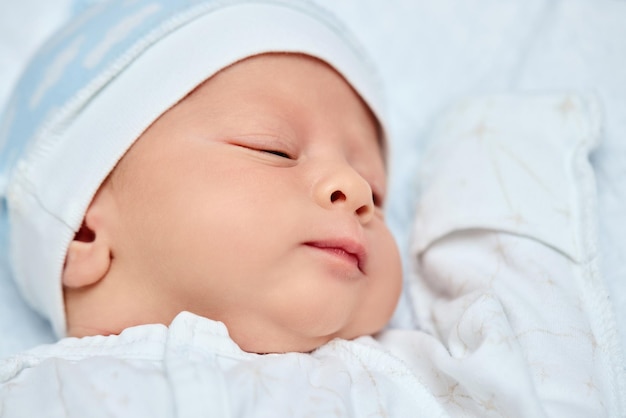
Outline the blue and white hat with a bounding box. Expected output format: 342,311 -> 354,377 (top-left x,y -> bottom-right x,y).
0,0 -> 387,337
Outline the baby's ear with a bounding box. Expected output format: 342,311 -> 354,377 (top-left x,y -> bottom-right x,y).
62,186 -> 114,289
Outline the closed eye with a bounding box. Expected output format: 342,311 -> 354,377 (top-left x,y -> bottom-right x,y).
230,141 -> 295,161
262,149 -> 292,159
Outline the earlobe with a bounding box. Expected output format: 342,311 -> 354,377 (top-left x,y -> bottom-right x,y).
62,231 -> 112,289
62,185 -> 115,289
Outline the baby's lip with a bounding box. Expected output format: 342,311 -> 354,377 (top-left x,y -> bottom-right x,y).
304,238 -> 367,273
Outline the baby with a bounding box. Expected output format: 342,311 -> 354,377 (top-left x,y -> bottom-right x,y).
3,1 -> 622,417
62,52 -> 403,353
0,0 -> 401,354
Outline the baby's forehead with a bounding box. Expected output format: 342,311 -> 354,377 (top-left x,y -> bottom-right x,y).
181,53 -> 387,161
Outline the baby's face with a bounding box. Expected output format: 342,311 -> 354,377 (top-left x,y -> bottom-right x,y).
106,54 -> 402,353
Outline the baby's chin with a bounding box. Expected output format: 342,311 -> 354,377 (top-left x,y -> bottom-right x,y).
228,320 -> 385,354
235,335 -> 331,355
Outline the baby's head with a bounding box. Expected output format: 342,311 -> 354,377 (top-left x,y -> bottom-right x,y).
64,52 -> 402,353
0,0 -> 402,353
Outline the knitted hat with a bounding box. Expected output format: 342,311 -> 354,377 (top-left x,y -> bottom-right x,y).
0,0 -> 387,337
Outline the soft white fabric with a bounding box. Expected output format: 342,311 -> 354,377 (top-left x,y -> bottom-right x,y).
0,312 -> 445,417
406,94 -> 625,416
2,94 -> 624,417
0,0 -> 72,356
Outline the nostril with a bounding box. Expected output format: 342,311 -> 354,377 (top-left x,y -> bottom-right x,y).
356,205 -> 371,218
330,190 -> 346,203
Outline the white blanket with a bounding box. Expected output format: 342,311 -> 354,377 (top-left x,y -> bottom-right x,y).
2,94 -> 623,417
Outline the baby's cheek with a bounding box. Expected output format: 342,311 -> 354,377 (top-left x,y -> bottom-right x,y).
369,228 -> 403,325
276,276 -> 360,334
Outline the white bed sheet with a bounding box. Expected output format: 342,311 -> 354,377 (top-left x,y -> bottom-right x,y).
0,0 -> 624,360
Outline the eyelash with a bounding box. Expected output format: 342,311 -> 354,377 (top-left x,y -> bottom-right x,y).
261,149 -> 292,159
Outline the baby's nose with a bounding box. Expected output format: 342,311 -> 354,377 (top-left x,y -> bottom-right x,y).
313,164 -> 374,224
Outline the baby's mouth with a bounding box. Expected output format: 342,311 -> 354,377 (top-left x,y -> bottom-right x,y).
304,239 -> 366,273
